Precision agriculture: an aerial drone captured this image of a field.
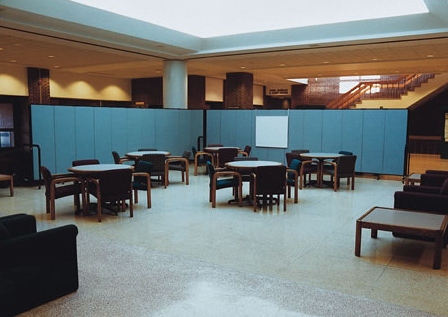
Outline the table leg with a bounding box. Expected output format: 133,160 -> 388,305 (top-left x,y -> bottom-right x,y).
433,232 -> 443,269
355,221 -> 362,256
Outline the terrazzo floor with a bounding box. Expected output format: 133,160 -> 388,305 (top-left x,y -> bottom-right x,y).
1,154 -> 447,316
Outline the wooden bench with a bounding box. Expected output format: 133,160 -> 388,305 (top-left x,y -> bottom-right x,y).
0,174 -> 13,196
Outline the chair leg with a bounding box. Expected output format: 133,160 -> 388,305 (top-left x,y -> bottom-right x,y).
134,189 -> 139,204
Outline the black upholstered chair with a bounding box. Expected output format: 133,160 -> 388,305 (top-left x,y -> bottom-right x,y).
112,151 -> 133,165
87,168 -> 133,222
132,161 -> 152,208
206,160 -> 242,208
216,147 -> 239,168
165,150 -> 191,187
40,166 -> 82,220
286,158 -> 300,203
193,146 -> 214,175
72,159 -> 100,166
0,214 -> 78,316
140,154 -> 167,185
322,155 -> 357,191
252,165 -> 287,212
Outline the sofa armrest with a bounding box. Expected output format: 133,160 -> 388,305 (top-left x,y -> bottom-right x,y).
420,173 -> 448,187
0,213 -> 36,237
403,185 -> 441,194
393,191 -> 448,214
0,224 -> 78,269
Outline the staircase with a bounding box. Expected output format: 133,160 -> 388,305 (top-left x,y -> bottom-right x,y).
326,73 -> 448,109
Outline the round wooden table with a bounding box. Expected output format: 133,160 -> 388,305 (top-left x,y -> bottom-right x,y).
299,153 -> 343,188
126,151 -> 171,159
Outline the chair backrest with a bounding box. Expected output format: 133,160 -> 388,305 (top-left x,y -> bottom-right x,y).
138,148 -> 157,151
285,152 -> 301,167
207,144 -> 223,147
233,156 -> 258,161
134,161 -> 153,184
206,160 -> 215,182
255,165 -> 286,195
182,150 -> 191,160
291,149 -> 309,154
140,154 -> 165,175
112,151 -> 121,164
338,150 -> 353,155
243,145 -> 252,156
335,155 -> 357,175
72,159 -> 100,166
97,169 -> 132,201
217,147 -> 239,167
40,166 -> 52,193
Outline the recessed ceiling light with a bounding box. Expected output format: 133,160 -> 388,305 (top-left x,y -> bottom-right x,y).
427,54 -> 434,58
240,66 -> 246,69
48,55 -> 54,58
279,64 -> 286,67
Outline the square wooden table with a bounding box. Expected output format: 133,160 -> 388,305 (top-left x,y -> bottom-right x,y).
355,206 -> 448,269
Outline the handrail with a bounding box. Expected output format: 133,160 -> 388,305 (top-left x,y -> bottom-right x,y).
326,74 -> 435,109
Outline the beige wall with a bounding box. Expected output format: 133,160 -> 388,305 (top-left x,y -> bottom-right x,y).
0,64 -> 28,96
0,65 -> 132,101
50,71 -> 131,101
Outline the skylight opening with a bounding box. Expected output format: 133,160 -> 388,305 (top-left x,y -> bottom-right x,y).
70,0 -> 428,38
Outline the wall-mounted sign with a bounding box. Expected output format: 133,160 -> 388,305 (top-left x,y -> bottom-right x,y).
266,86 -> 290,96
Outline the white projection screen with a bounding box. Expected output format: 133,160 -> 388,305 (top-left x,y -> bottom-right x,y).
256,116 -> 288,148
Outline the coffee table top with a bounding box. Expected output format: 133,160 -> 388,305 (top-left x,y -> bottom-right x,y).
358,206 -> 448,231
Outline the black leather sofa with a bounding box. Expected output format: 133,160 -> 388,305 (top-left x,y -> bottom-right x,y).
0,214 -> 79,316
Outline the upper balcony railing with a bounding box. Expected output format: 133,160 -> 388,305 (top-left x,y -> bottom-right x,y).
326,74 -> 435,109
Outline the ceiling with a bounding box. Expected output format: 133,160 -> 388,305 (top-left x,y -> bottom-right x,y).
1,0 -> 448,86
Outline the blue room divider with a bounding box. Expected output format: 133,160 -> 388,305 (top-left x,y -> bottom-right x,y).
207,109 -> 408,175
31,106 -> 407,178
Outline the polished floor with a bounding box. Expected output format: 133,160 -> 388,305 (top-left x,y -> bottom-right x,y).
1,154 -> 447,316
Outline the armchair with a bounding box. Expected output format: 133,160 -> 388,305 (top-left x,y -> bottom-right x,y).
40,166 -> 82,220
252,165 -> 287,212
87,168 -> 133,222
132,161 -> 152,208
165,150 -> 190,187
0,214 -> 78,316
286,158 -> 300,203
112,151 -> 134,165
193,146 -> 214,175
206,160 -> 242,208
216,147 -> 239,168
322,155 -> 357,191
140,154 -> 167,185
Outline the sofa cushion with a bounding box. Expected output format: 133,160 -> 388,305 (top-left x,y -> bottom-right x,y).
0,221 -> 10,240
440,178 -> 448,195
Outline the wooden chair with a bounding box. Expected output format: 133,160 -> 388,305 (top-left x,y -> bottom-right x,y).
206,161 -> 242,208
322,155 -> 357,191
112,151 -> 133,165
0,174 -> 13,197
132,161 -> 152,208
252,165 -> 287,212
193,146 -> 214,175
40,166 -> 82,220
216,147 -> 239,168
87,168 -> 133,222
140,154 -> 166,185
286,158 -> 300,203
165,150 -> 190,188
72,159 -> 100,166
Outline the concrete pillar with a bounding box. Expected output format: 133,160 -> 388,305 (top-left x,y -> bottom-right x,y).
163,60 -> 187,109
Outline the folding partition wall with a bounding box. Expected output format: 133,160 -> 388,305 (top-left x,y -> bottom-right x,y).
31,106 -> 407,179
207,109 -> 408,175
31,105 -> 202,177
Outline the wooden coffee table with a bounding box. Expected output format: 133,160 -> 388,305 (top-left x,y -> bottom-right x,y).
355,206 -> 448,269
